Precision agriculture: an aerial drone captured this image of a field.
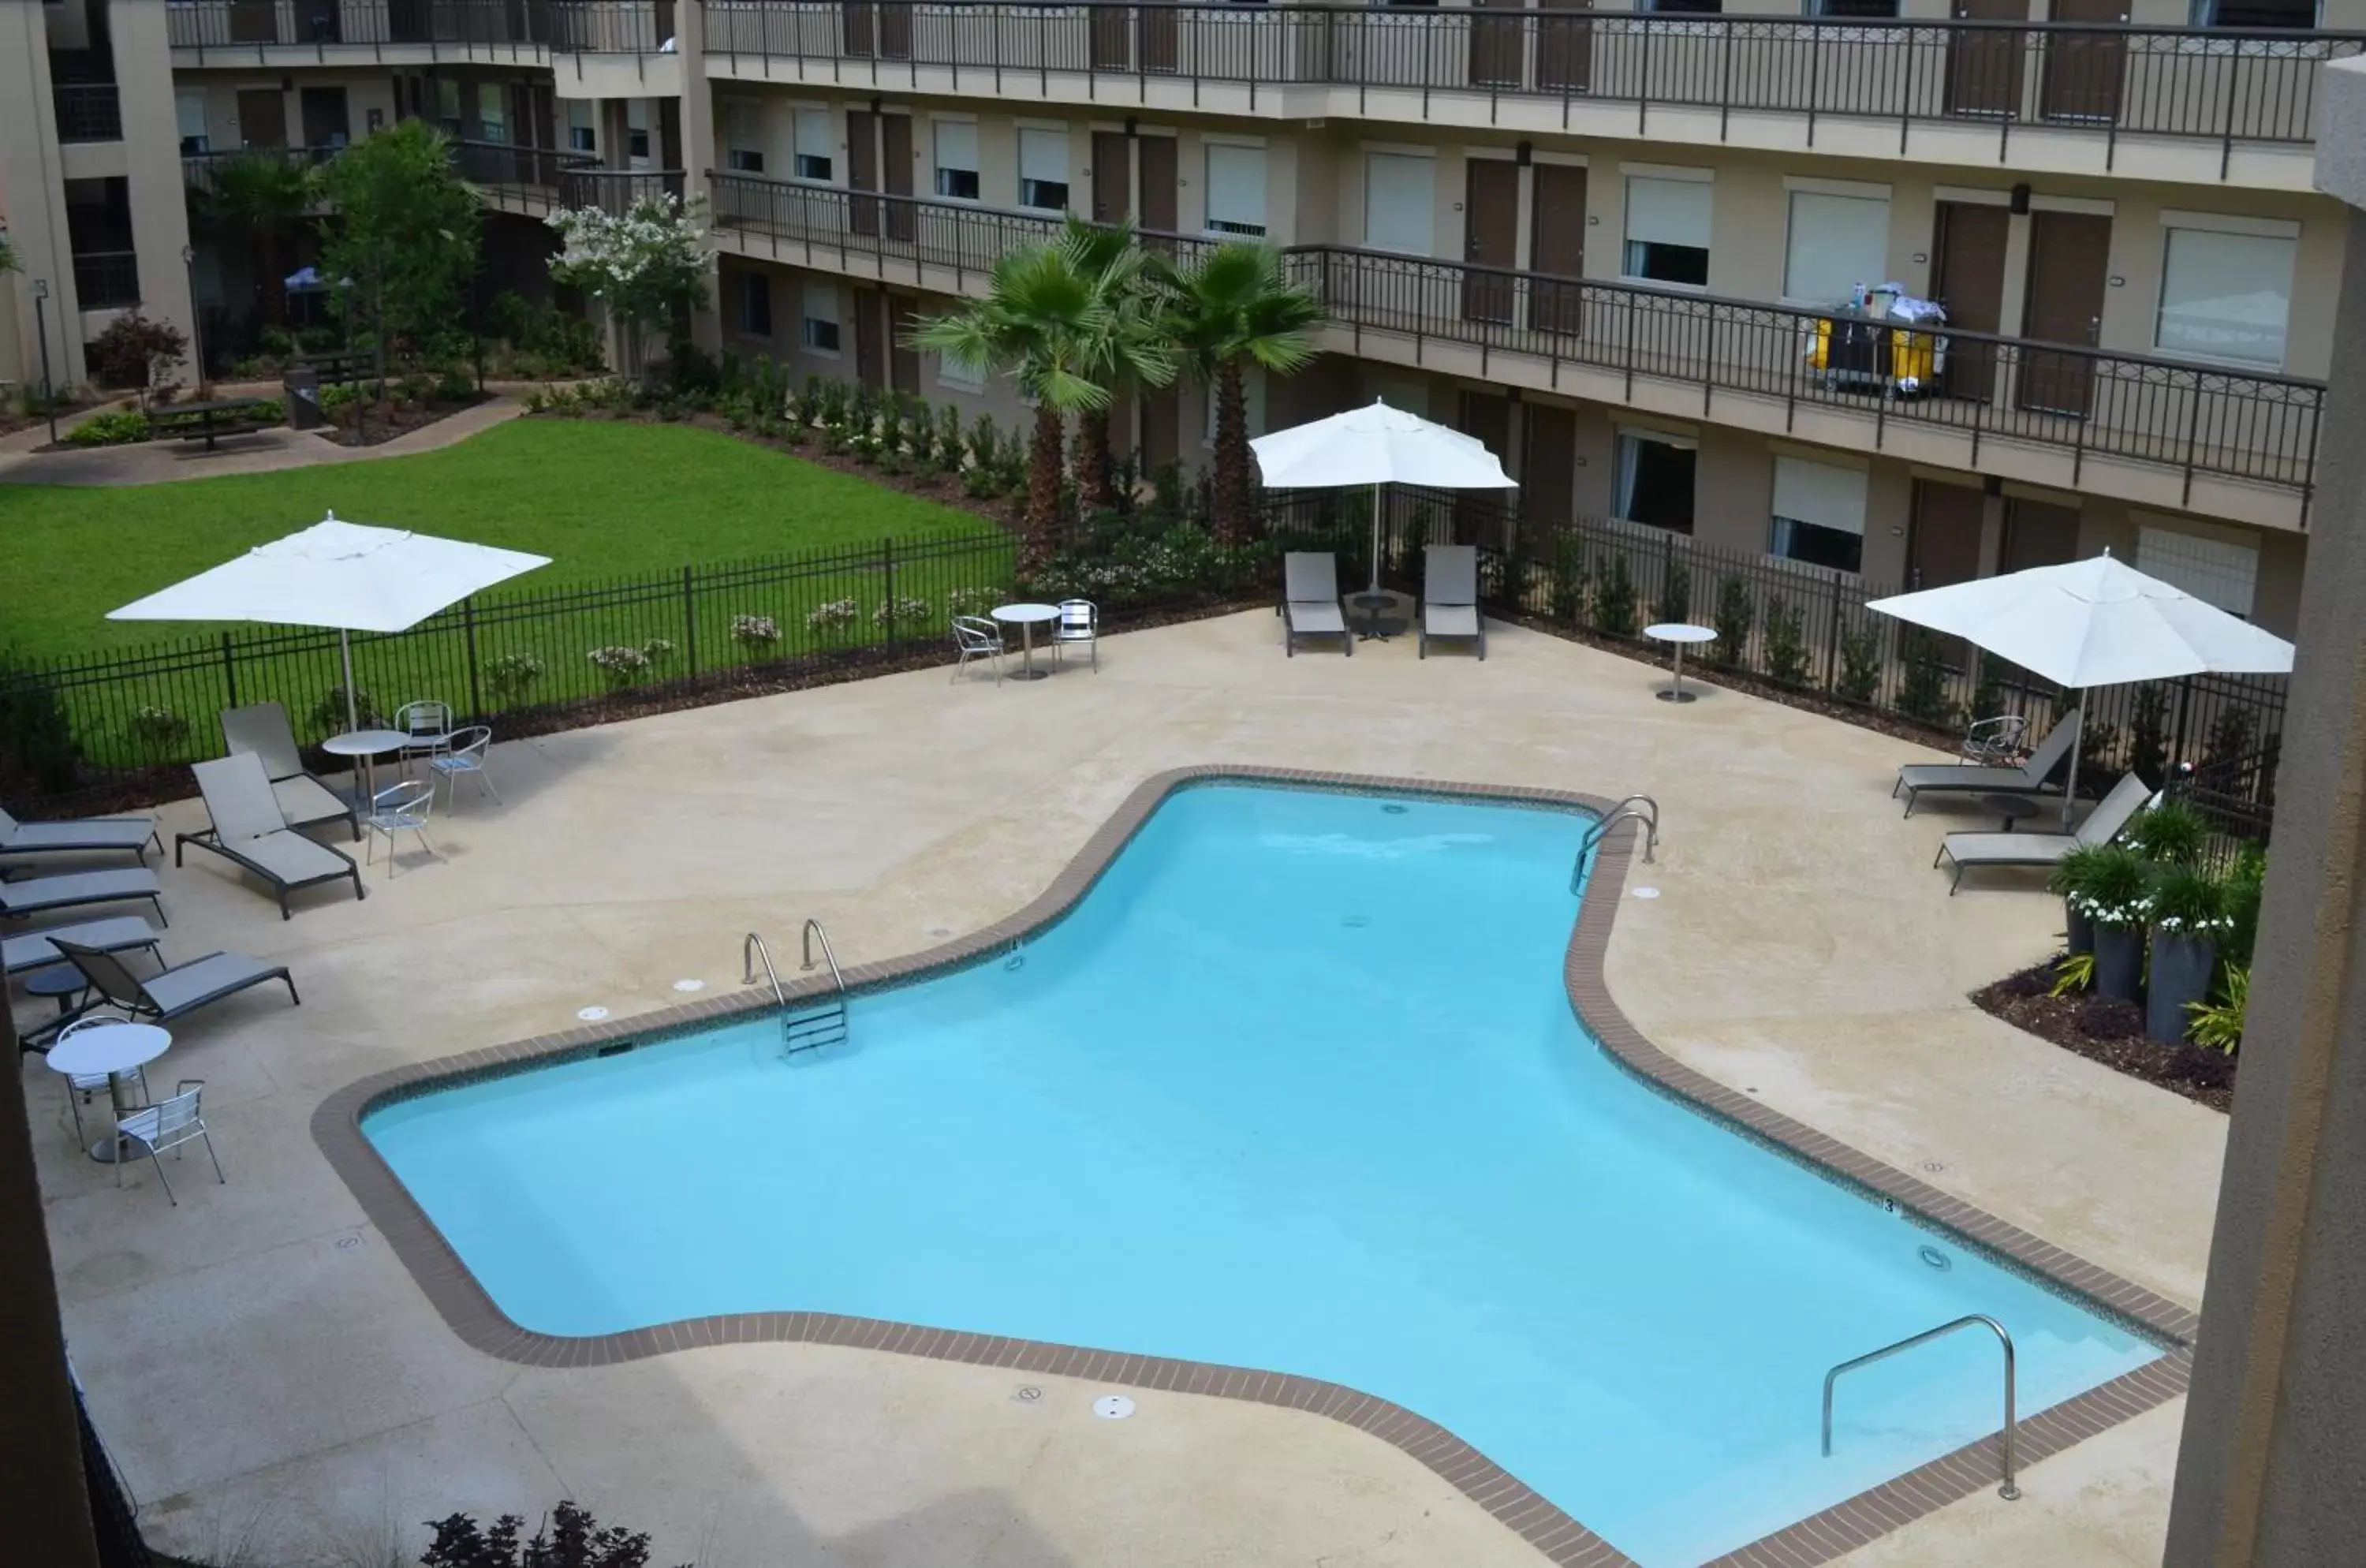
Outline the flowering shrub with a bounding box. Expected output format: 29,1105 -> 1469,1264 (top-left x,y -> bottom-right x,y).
644,638 -> 677,662
588,644 -> 652,688
487,651 -> 544,704
128,704 -> 189,756
730,614 -> 781,648
871,595 -> 931,627
944,587 -> 1006,618
547,195 -> 711,369
805,599 -> 859,636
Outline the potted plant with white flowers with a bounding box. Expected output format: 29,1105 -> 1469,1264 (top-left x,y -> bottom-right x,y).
2147,864 -> 2232,1043
2050,842 -> 2110,955
2073,843 -> 2153,1004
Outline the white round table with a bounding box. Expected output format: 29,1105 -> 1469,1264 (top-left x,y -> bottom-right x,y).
991,603 -> 1062,682
1643,622 -> 1719,704
323,726 -> 409,806
46,1022 -> 172,1163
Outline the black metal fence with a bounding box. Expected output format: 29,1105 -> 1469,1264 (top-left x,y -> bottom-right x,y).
702,3 -> 2366,166
558,166 -> 689,215
1270,482 -> 2287,819
168,0 -> 563,54
71,252 -> 141,313
52,83 -> 122,144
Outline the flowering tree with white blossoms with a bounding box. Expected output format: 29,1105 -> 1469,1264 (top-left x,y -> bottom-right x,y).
546,192 -> 711,378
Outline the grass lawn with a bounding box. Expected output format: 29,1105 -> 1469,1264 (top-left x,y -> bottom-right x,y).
0,419 -> 991,661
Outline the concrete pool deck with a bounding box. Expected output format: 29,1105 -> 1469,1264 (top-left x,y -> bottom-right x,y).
16,610 -> 2224,1567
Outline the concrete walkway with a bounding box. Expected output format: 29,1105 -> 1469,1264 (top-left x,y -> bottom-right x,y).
16,612 -> 2219,1568
0,387 -> 534,486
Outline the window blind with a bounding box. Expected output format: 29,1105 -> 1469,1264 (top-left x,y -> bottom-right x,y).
935,121 -> 978,175
1364,152 -> 1435,255
1771,456 -> 1868,535
1019,128 -> 1067,186
2138,524 -> 2259,617
1783,192 -> 1890,304
1624,177 -> 1711,252
1205,144 -> 1267,235
2157,228 -> 2293,367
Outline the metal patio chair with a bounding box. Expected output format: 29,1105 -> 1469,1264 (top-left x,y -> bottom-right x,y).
1053,598 -> 1099,670
952,615 -> 1005,684
394,700 -> 456,778
52,1015 -> 148,1153
114,1080 -> 224,1204
426,726 -> 499,808
363,780 -> 439,877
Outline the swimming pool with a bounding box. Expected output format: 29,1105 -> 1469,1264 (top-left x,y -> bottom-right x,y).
362,781 -> 2165,1565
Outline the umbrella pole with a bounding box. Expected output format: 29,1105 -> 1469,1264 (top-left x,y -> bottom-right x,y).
341,629 -> 360,737
2063,695 -> 2086,829
1369,482 -> 1384,595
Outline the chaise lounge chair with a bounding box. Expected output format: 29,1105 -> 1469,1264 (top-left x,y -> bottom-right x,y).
175,752 -> 365,919
0,868 -> 166,925
3,916 -> 164,979
220,702 -> 360,840
1893,711 -> 2080,817
1282,552 -> 1352,657
1418,543 -> 1484,660
27,938 -> 298,1043
1934,772 -> 2154,894
0,805 -> 161,865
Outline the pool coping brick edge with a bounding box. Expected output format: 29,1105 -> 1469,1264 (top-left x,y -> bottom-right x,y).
312,764 -> 2196,1568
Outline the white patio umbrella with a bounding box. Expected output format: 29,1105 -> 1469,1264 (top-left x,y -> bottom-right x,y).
108,513 -> 552,737
1864,551 -> 2293,825
1251,400 -> 1516,595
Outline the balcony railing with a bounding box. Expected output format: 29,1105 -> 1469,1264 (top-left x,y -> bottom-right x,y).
53,83 -> 123,144
704,3 -> 2366,166
73,252 -> 142,312
180,144 -> 340,193
550,0 -> 677,51
707,171 -> 2323,505
556,166 -> 688,213
167,0 -> 558,53
453,139 -> 601,203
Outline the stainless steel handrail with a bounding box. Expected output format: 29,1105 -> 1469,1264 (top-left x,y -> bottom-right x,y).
1823,1313 -> 2021,1501
1573,795 -> 1659,888
801,917 -> 845,995
741,931 -> 786,1007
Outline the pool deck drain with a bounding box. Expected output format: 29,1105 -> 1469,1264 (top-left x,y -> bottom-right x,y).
313,766 -> 2197,1568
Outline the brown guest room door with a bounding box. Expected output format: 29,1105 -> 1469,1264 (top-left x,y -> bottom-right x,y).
2018,210 -> 2111,418
1462,159 -> 1520,326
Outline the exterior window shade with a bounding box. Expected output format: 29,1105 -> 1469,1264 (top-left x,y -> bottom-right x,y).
2138,525 -> 2259,618
2157,228 -> 2294,368
738,272 -> 772,338
793,108 -> 832,181
1205,144 -> 1267,237
177,90 -> 211,155
477,82 -> 507,144
1364,152 -> 1435,256
1783,192 -> 1890,304
1018,128 -> 1069,213
565,99 -> 595,154
725,103 -> 763,174
802,282 -> 841,354
1623,176 -> 1711,286
934,121 -> 980,201
1769,456 -> 1868,573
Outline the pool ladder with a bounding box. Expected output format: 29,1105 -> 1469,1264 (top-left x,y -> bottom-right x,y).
1572,795 -> 1659,891
1823,1314 -> 2020,1500
742,922 -> 849,1056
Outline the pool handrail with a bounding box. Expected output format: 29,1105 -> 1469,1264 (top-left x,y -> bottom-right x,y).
742,931 -> 786,1007
1822,1312 -> 2021,1501
1573,796 -> 1659,889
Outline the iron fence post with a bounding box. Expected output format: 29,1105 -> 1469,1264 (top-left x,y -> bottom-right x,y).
220,630 -> 240,710
464,599 -> 483,719
1824,569 -> 1845,693
883,536 -> 898,647
682,565 -> 698,678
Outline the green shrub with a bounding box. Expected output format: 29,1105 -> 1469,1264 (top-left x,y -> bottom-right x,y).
486,651 -> 544,705
1711,574 -> 1752,666
0,671 -> 80,793
1653,560 -> 1691,625
1835,625 -> 1881,704
2127,800 -> 2209,865
1593,552 -> 1637,637
1895,629 -> 1955,726
1762,595 -> 1809,687
2222,842 -> 2267,966
63,409 -> 151,446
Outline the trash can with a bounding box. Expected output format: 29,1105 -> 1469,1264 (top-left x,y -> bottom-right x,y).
284,365 -> 324,431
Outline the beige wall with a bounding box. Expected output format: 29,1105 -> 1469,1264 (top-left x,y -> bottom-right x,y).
181,72 -> 402,149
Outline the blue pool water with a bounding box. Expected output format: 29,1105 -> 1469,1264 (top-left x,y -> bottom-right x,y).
367,784 -> 2160,1564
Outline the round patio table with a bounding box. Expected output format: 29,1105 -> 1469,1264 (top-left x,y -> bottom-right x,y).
22,964 -> 88,1014
323,726 -> 409,808
45,1022 -> 172,1163
1643,622 -> 1719,704
991,603 -> 1062,681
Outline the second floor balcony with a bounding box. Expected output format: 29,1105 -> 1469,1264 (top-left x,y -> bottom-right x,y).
703,3 -> 2366,186
706,169 -> 2323,529
167,0 -> 558,61
53,82 -> 124,144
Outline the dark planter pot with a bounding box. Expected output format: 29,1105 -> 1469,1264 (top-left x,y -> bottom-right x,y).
2065,902 -> 2095,956
2094,924 -> 2145,1003
2148,931 -> 2219,1043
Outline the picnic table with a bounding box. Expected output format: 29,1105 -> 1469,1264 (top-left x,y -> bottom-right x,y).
294,350 -> 372,386
156,396 -> 274,451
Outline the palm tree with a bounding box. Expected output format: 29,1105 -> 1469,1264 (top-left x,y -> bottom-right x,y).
1155,242 -> 1324,544
1057,216 -> 1174,512
909,237 -> 1163,569
193,149 -> 316,329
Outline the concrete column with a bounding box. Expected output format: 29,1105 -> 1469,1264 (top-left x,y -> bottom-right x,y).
2163,58 -> 2366,1562
674,0 -> 722,354
1976,490 -> 2006,577
111,0 -> 197,373
0,2 -> 88,388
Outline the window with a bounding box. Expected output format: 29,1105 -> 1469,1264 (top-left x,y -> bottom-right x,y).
177,89 -> 210,155
935,120 -> 980,201
725,103 -> 763,174
1783,191 -> 1890,304
1614,431 -> 1697,533
1623,176 -> 1711,286
565,100 -> 595,155
2138,524 -> 2259,618
793,107 -> 832,181
477,82 -> 507,144
938,349 -> 986,393
1204,144 -> 1267,237
435,78 -> 462,131
1363,151 -> 1435,256
2156,226 -> 2295,368
738,271 -> 773,338
1646,0 -> 1722,12
1768,456 -> 1868,573
625,99 -> 651,163
1808,0 -> 1897,14
803,282 -> 842,353
1018,127 -> 1070,212
2190,0 -> 2317,27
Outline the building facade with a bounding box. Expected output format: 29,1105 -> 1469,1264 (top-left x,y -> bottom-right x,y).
2,0 -> 2359,634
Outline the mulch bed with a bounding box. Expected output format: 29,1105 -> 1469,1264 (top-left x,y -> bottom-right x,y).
321,391 -> 491,448
0,399 -> 95,439
1972,961 -> 2236,1112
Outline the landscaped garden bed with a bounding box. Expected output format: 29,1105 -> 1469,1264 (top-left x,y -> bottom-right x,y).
1972,964 -> 2237,1112
316,376 -> 488,447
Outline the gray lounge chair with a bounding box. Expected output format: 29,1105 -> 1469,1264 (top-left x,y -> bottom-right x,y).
220,701 -> 360,839
28,938 -> 298,1043
0,804 -> 160,864
1893,711 -> 2080,817
175,752 -> 365,919
1283,552 -> 1352,657
1935,772 -> 2154,894
4,916 -> 163,979
1418,543 -> 1484,660
0,868 -> 166,925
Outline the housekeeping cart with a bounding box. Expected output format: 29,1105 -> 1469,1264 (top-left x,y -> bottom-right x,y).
1806,286 -> 1948,398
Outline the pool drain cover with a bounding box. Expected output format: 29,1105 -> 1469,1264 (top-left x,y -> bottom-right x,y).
576,1006 -> 610,1021
1093,1395 -> 1136,1421
672,978 -> 705,993
1920,1245 -> 1953,1271
1004,954 -> 1027,973
1631,887 -> 1661,899
1013,1385 -> 1043,1405
1382,803 -> 1409,816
